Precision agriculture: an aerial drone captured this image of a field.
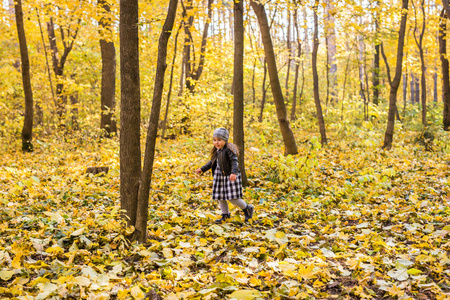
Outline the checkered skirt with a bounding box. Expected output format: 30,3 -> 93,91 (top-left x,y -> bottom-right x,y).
212,164 -> 243,200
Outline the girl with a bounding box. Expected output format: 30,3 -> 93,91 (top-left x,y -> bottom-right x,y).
195,128 -> 254,223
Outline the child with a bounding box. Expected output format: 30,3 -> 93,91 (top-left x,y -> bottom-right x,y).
195,128 -> 254,223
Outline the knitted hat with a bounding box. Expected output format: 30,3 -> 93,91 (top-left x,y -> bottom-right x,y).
213,128 -> 229,142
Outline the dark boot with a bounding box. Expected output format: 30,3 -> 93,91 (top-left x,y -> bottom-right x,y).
215,213 -> 230,224
242,204 -> 254,222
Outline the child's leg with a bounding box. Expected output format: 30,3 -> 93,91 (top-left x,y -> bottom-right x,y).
227,199 -> 247,209
218,200 -> 230,214
228,199 -> 254,221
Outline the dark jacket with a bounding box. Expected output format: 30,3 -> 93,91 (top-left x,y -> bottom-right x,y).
200,145 -> 239,176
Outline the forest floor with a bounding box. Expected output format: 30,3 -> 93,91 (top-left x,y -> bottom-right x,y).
0,130 -> 449,300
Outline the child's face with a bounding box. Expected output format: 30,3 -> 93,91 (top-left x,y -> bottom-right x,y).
213,137 -> 226,149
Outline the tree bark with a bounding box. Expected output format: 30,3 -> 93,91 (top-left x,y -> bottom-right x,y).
135,0 -> 178,243
162,23 -> 182,139
36,8 -> 56,113
99,0 -> 117,137
183,0 -> 214,93
439,8 -> 450,131
259,58 -> 267,122
251,0 -> 298,155
312,0 -> 327,145
233,0 -> 247,186
382,0 -> 409,150
46,15 -> 80,124
291,7 -> 301,121
15,0 -> 33,152
324,0 -> 337,104
285,8 -> 291,103
373,1 -> 380,106
120,0 -> 141,228
412,0 -> 427,125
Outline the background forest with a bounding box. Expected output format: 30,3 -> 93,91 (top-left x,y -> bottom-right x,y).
1,0 -> 450,299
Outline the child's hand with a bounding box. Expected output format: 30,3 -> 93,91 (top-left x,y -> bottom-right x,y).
195,168 -> 202,174
230,174 -> 237,182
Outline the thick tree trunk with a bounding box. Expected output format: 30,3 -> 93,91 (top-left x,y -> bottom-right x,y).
120,0 -> 141,228
233,0 -> 247,186
439,8 -> 450,131
251,0 -> 298,155
15,0 -> 33,152
99,0 -> 117,137
382,0 -> 409,150
135,0 -> 178,243
312,0 -> 327,145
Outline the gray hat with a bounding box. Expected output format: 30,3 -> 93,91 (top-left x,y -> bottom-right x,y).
213,128 -> 229,142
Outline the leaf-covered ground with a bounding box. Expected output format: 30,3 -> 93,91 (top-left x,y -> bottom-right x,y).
0,131 -> 449,300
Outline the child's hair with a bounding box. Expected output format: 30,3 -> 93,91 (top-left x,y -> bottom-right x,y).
210,143 -> 239,160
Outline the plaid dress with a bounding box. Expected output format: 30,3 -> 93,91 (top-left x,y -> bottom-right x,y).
212,163 -> 243,201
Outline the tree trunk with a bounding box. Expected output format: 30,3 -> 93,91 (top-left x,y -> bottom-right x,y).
373,1 -> 380,106
233,0 -> 247,186
413,0 -> 427,125
414,71 -> 420,104
251,0 -> 298,155
285,8 -> 291,103
184,0 -> 214,93
36,8 -> 56,113
46,15 -> 80,124
99,0 -> 117,137
382,0 -> 409,150
403,71 -> 408,117
259,58 -> 267,122
135,0 -> 178,243
120,0 -> 141,228
15,0 -> 34,152
324,0 -> 337,104
70,90 -> 79,131
182,0 -> 194,92
162,23 -> 182,139
312,0 -> 327,145
439,8 -> 450,131
291,7 -> 301,121
302,7 -> 310,61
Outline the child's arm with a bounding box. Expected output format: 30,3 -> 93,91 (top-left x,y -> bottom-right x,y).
197,160 -> 213,174
225,148 -> 239,174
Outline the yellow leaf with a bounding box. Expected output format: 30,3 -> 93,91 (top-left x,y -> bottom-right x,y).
0,270 -> 15,281
275,231 -> 288,245
46,246 -> 64,255
71,227 -> 84,236
249,276 -> 261,287
279,261 -> 297,277
162,248 -> 173,259
415,255 -> 435,263
130,285 -> 145,299
407,268 -> 422,275
229,289 -> 261,300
